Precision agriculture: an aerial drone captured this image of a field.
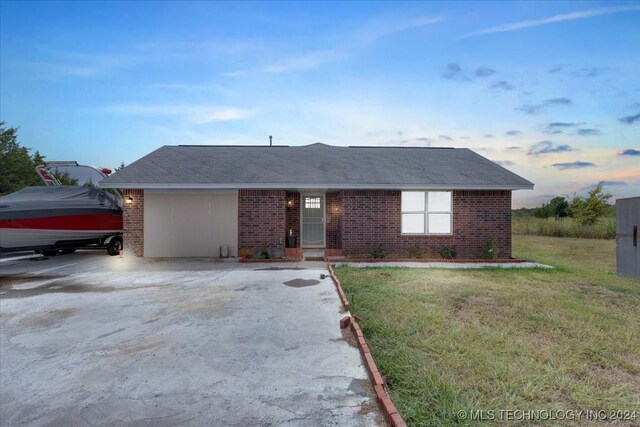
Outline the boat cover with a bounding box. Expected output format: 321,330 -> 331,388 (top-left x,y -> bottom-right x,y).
0,186 -> 122,220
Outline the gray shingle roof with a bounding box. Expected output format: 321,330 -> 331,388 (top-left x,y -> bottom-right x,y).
99,143 -> 533,190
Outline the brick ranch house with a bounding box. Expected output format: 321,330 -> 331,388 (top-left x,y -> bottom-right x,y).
99,143 -> 533,259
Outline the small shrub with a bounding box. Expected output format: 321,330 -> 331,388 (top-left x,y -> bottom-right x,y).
438,246 -> 457,259
370,244 -> 387,259
407,246 -> 427,259
483,238 -> 500,260
252,247 -> 270,259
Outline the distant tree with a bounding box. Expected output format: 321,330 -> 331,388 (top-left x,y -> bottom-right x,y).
532,196 -> 571,219
32,150 -> 45,169
0,122 -> 46,195
533,203 -> 553,218
548,196 -> 570,219
115,162 -> 125,172
570,183 -> 613,225
51,169 -> 79,186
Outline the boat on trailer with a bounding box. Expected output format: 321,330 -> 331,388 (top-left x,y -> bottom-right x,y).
0,162 -> 124,256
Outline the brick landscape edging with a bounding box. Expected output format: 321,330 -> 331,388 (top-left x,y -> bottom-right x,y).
327,264 -> 350,311
328,265 -> 407,427
327,257 -> 530,263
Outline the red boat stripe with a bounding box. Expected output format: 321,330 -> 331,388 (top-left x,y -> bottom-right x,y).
0,214 -> 123,231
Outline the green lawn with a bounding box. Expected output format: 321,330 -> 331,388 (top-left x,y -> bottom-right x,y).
335,236 -> 640,426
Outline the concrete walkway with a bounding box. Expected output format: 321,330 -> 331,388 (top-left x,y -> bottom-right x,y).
0,252 -> 382,426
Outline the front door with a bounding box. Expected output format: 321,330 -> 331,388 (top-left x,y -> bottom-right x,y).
301,194 -> 325,248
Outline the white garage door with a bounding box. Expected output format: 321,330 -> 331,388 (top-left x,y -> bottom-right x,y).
144,192 -> 238,257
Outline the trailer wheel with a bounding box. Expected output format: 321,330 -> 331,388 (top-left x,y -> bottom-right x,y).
42,248 -> 59,256
61,248 -> 76,254
107,236 -> 123,256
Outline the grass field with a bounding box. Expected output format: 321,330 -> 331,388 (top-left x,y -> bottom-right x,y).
512,216 -> 615,239
335,236 -> 640,426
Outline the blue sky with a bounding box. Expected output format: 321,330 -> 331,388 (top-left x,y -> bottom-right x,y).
1,1 -> 639,207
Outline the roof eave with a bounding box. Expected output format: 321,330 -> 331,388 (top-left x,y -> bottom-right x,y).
99,182 -> 534,191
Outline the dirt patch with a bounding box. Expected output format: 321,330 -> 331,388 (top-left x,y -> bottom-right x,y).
21,308 -> 79,328
177,290 -> 234,318
586,363 -> 640,392
351,378 -> 389,427
116,336 -> 167,356
359,397 -> 389,427
341,327 -> 358,349
283,278 -> 320,288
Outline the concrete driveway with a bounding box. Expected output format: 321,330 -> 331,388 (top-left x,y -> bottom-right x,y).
0,252 -> 382,426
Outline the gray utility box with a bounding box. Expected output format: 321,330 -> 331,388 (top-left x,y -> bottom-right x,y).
220,245 -> 229,258
616,196 -> 639,278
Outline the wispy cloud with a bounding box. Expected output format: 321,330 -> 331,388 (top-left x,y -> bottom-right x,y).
548,64 -> 566,73
493,160 -> 515,167
398,137 -> 433,146
260,49 -> 346,74
528,141 -> 574,155
619,148 -> 640,156
357,16 -> 444,45
443,63 -> 467,80
443,64 -> 503,82
619,112 -> 640,124
551,161 -> 596,170
461,5 -> 640,38
543,122 -> 580,133
571,67 -> 605,78
439,135 -> 453,141
505,130 -> 520,136
105,104 -> 255,124
491,80 -> 514,91
517,105 -> 545,114
227,15 -> 443,76
475,67 -> 496,78
516,97 -> 573,114
546,98 -> 573,105
27,50 -> 145,78
145,82 -> 230,93
576,128 -> 602,136
581,180 -> 627,190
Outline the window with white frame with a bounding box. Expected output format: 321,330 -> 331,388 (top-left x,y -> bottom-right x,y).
304,197 -> 321,209
401,191 -> 452,234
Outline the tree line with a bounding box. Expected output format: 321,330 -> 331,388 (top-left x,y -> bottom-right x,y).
0,122 -> 124,195
513,184 -> 614,225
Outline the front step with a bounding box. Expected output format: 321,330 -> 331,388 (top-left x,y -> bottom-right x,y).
303,249 -> 325,261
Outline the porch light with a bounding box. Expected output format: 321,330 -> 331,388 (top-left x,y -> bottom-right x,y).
125,196 -> 133,204
287,199 -> 293,207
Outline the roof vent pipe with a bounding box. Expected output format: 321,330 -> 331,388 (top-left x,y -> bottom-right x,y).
269,135 -> 272,146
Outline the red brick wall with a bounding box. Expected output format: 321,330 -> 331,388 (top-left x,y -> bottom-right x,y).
340,190 -> 511,259
238,189 -> 286,255
454,190 -> 511,259
326,192 -> 342,249
285,191 -> 300,247
123,188 -> 510,259
122,189 -> 144,257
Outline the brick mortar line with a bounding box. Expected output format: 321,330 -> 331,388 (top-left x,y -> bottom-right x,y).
328,265 -> 407,427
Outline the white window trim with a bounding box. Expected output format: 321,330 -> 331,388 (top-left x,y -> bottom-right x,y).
401,191 -> 453,235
